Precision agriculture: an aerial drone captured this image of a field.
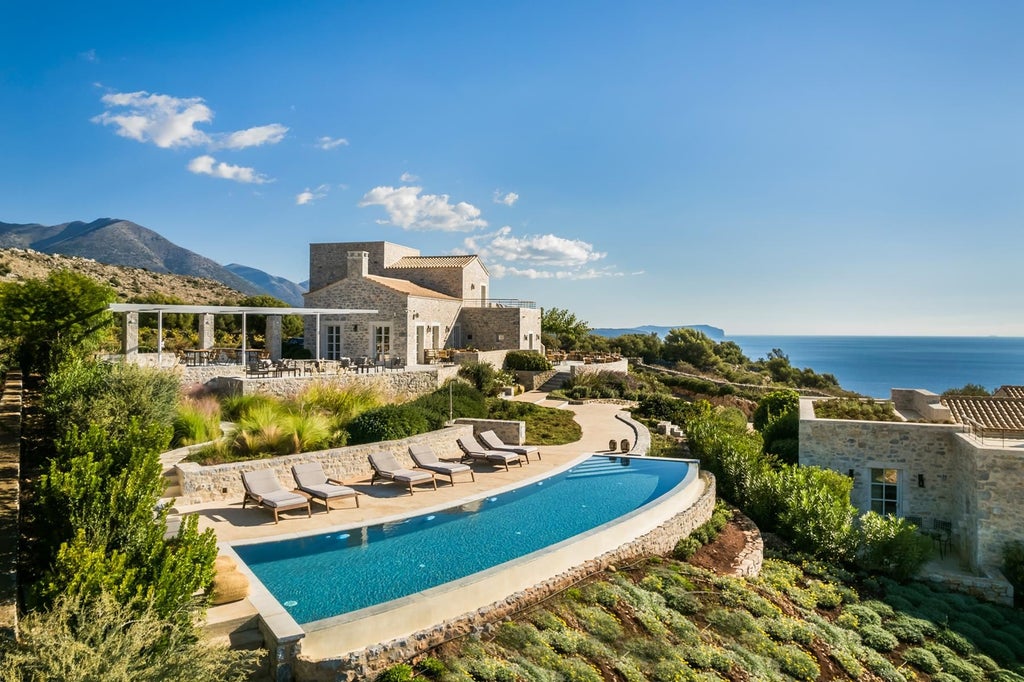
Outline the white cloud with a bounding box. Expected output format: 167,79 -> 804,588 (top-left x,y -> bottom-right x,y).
93,91 -> 213,148
79,49 -> 98,62
296,184 -> 330,205
358,185 -> 487,231
493,190 -> 519,206
462,226 -> 621,280
400,171 -> 419,182
187,155 -> 270,184
316,136 -> 349,150
217,123 -> 288,150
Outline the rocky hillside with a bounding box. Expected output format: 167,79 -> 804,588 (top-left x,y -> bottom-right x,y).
0,218 -> 264,296
0,248 -> 246,304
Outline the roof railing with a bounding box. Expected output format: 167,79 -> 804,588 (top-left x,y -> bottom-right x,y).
461,298 -> 538,309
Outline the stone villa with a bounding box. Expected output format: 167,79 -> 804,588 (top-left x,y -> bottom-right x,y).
800,386 -> 1024,598
302,241 -> 542,366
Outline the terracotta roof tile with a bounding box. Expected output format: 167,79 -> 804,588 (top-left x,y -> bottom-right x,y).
942,395 -> 1024,433
364,274 -> 458,300
995,385 -> 1024,399
386,255 -> 478,269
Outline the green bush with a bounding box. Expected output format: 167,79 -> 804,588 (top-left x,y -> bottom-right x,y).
903,646 -> 941,673
0,591 -> 259,682
375,663 -> 414,682
856,512 -> 933,580
408,381 -> 487,426
172,397 -> 221,446
347,404 -> 432,444
504,351 -> 551,371
458,361 -> 500,396
860,623 -> 899,652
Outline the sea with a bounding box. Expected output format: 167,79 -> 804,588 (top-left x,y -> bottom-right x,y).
726,336 -> 1024,399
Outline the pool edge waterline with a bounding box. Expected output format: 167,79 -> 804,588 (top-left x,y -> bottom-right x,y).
225,453 -> 706,666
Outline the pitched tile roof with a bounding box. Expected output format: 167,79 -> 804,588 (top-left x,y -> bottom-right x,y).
364,274 -> 458,300
995,385 -> 1024,399
942,395 -> 1024,433
386,255 -> 478,269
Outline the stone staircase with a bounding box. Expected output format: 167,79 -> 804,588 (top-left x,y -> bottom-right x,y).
537,370 -> 571,393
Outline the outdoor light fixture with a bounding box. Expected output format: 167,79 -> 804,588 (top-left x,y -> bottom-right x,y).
918,474 -> 925,488
847,469 -> 855,479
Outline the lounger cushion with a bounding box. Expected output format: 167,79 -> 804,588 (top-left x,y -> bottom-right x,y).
479,430 -> 537,455
299,482 -> 358,499
242,469 -> 283,496
291,462 -> 330,488
409,444 -> 472,475
257,489 -> 309,508
390,469 -> 434,484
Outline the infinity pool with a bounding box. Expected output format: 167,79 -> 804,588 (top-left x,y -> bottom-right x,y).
234,455 -> 690,625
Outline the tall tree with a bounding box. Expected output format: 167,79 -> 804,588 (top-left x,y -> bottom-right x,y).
541,307 -> 591,350
0,270 -> 115,373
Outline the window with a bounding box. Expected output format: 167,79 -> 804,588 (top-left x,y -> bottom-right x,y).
870,468 -> 899,515
375,325 -> 391,358
326,325 -> 343,360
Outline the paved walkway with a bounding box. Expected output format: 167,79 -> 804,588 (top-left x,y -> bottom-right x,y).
180,392 -> 638,545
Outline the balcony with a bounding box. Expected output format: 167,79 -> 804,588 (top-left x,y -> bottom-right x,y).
460,298 -> 537,309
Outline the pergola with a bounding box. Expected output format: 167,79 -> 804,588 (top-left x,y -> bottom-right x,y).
108,303 -> 378,364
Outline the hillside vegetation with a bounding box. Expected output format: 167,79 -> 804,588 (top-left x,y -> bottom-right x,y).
0,247 -> 245,304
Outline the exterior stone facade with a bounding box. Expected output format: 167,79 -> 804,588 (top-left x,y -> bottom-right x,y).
799,398 -> 1024,575
304,242 -> 542,366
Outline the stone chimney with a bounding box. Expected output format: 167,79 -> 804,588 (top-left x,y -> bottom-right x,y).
347,251 -> 369,279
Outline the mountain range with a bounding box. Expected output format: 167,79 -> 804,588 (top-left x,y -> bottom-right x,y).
0,218 -> 305,304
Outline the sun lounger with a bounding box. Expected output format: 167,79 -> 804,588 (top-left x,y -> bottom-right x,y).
291,461 -> 360,513
478,429 -> 540,462
241,469 -> 311,523
409,443 -> 475,485
368,451 -> 437,494
456,436 -> 523,471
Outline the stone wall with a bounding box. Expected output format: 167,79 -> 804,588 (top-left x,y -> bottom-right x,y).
208,369 -> 444,402
800,398 -> 1024,575
891,389 -> 952,422
450,349 -> 508,369
731,512 -> 764,578
290,471 -> 717,681
308,242 -> 419,291
0,371 -> 22,641
799,399 -> 961,524
176,424 -> 475,505
570,358 -> 630,376
615,411 -> 650,455
514,368 -> 556,391
457,307 -> 541,352
452,418 -> 525,445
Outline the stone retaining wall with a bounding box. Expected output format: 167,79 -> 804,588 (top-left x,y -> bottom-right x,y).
514,369 -> 557,391
569,358 -> 630,377
922,566 -> 1013,607
615,411 -> 651,455
176,424 -> 475,505
0,371 -> 23,641
730,511 -> 764,578
291,471 -> 717,681
205,369 -> 445,402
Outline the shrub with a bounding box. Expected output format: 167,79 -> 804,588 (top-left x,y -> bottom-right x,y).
902,646 -> 941,673
408,381 -> 487,426
860,623 -> 899,652
346,404 -> 432,444
505,351 -> 551,371
458,361 -> 500,396
856,512 -> 933,580
0,591 -> 259,682
773,644 -> 819,680
172,396 -> 222,446
375,663 -> 414,682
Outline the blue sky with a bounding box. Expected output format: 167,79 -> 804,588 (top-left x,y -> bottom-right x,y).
2,2 -> 1022,335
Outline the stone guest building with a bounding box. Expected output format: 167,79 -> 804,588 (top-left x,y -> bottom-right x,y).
303,241 -> 542,365
800,387 -> 1024,588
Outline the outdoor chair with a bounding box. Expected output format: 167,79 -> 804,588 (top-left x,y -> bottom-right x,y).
368,451 -> 437,494
477,429 -> 539,462
409,443 -> 475,485
241,469 -> 311,524
291,461 -> 360,513
456,436 -> 523,471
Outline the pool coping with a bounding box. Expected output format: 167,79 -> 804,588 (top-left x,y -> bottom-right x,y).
223,453 -> 708,678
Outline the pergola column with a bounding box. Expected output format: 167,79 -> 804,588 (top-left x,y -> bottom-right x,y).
198,313 -> 215,349
266,315 -> 283,360
122,311 -> 139,357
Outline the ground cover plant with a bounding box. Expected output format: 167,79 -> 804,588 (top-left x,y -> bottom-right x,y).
397,552 -> 1024,679
487,398 -> 582,445
813,398 -> 901,422
399,553 -> 1024,682
552,370 -> 663,402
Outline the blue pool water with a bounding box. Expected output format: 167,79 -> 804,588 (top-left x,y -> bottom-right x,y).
234,455 -> 690,624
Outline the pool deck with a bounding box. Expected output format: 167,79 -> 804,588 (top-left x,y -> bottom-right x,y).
181,395 -> 637,544
194,393 -> 640,634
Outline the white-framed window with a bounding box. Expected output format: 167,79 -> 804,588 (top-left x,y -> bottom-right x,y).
870,468 -> 899,516
374,325 -> 391,358
326,324 -> 343,360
